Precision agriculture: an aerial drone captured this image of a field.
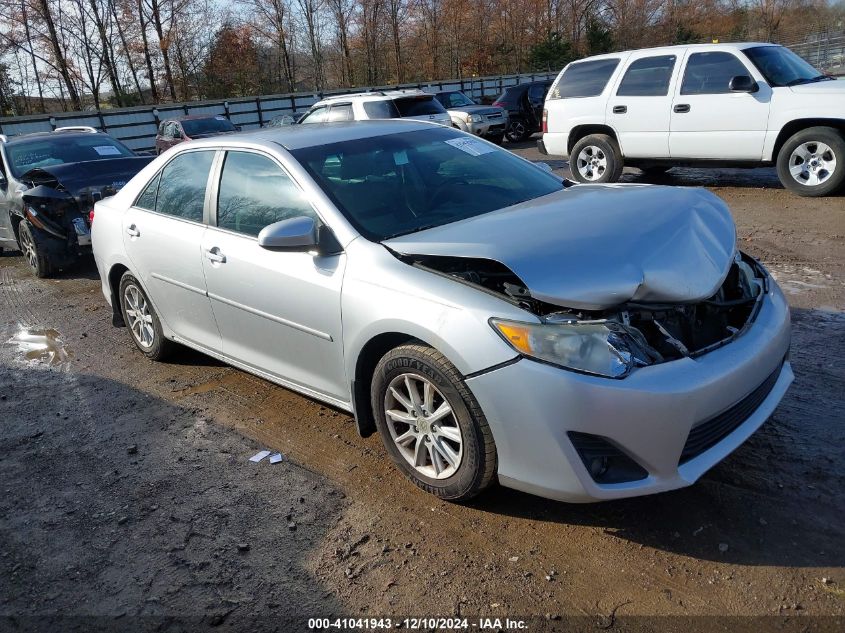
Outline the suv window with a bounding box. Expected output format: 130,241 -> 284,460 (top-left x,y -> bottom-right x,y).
153,150 -> 214,222
681,52 -> 751,95
393,96 -> 446,117
527,83 -> 547,103
327,104 -> 353,122
617,55 -> 676,96
551,58 -> 620,99
300,106 -> 328,125
216,151 -> 317,237
363,100 -> 399,118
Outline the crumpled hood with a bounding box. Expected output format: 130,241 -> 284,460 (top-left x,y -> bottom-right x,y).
384,184 -> 737,310
20,156 -> 153,198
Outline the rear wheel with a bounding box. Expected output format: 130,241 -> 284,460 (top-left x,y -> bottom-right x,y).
371,344 -> 497,501
18,221 -> 54,278
570,134 -> 624,183
118,272 -> 174,361
776,126 -> 845,197
505,119 -> 531,143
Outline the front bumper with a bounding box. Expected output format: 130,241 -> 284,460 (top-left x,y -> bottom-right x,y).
466,119 -> 507,138
466,283 -> 793,502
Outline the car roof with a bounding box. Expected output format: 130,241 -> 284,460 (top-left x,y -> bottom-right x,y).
2,130 -> 111,147
572,41 -> 779,63
312,89 -> 432,107
178,119 -> 436,152
166,114 -> 228,122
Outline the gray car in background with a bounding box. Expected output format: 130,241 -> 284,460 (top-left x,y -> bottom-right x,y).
91,120 -> 792,503
434,90 -> 508,143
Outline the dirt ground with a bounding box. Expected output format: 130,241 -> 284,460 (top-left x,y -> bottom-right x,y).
1,145 -> 843,632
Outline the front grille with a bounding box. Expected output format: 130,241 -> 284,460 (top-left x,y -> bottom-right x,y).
679,361 -> 784,464
486,113 -> 503,120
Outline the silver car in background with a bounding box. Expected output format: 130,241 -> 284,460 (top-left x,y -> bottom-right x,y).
92,121 -> 792,502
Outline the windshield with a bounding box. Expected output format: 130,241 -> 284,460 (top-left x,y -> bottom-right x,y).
291,127 -> 563,241
743,46 -> 828,87
5,135 -> 134,178
181,117 -> 236,136
436,92 -> 475,108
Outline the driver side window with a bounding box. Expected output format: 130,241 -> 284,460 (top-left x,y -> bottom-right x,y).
216,151 -> 317,237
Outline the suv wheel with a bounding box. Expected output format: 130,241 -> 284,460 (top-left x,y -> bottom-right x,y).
118,272 -> 174,360
505,120 -> 530,143
371,343 -> 497,501
18,221 -> 54,278
776,126 -> 845,197
570,134 -> 624,183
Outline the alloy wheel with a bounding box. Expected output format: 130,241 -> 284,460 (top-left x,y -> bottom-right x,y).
383,373 -> 463,480
19,226 -> 38,272
576,145 -> 608,181
789,141 -> 837,187
123,284 -> 155,349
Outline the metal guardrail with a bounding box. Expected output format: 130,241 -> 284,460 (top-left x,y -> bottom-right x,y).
0,72 -> 558,153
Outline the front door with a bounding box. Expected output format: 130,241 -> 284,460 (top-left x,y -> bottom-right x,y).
200,149 -> 348,401
122,148 -> 221,351
670,50 -> 772,160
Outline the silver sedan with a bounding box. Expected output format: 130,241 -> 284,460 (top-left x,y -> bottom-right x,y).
91,120 -> 793,502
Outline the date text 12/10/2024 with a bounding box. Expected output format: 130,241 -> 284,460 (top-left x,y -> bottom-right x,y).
307,618 -> 529,630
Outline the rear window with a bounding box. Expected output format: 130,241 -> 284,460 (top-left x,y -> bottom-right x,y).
393,96 -> 447,117
549,58 -> 620,99
363,101 -> 399,118
5,135 -> 134,178
180,116 -> 236,136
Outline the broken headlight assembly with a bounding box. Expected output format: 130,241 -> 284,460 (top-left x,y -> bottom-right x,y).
490,317 -> 661,378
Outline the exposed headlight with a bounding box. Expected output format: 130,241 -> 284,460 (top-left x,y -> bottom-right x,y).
466,114 -> 484,123
491,318 -> 654,378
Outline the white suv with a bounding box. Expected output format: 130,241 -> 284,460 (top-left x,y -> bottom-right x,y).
298,90 -> 452,127
540,43 -> 845,196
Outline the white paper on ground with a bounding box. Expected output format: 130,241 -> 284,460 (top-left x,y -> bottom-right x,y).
269,453 -> 283,464
249,450 -> 271,463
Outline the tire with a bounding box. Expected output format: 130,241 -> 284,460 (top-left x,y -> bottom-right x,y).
488,133 -> 505,145
640,165 -> 671,177
570,134 -> 624,183
505,119 -> 531,143
118,272 -> 174,361
371,343 -> 497,501
18,221 -> 54,278
776,126 -> 845,197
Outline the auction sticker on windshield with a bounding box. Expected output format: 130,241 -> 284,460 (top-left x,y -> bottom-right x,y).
444,137 -> 496,156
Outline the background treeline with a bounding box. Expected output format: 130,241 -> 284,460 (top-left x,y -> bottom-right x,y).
1,0 -> 843,115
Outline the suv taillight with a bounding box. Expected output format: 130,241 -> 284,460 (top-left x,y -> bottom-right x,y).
88,208 -> 95,225
542,109 -> 548,134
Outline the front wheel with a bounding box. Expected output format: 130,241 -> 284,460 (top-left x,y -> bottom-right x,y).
371,344 -> 497,501
776,126 -> 845,197
570,134 -> 624,183
18,221 -> 54,278
118,272 -> 174,360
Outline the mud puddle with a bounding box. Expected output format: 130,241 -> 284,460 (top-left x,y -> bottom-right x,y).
7,328 -> 70,366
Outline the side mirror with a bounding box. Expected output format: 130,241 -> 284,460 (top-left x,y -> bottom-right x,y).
258,216 -> 318,251
173,129 -> 183,139
729,75 -> 758,93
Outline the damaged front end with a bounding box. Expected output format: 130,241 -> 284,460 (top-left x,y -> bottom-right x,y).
400,251 -> 767,378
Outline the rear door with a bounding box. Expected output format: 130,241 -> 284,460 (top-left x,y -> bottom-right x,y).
607,53 -> 679,158
200,149 -> 348,401
670,49 -> 772,159
122,149 -> 221,351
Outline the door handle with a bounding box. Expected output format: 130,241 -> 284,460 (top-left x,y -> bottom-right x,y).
673,104 -> 691,113
205,248 -> 226,264
612,105 -> 627,114
126,224 -> 140,237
